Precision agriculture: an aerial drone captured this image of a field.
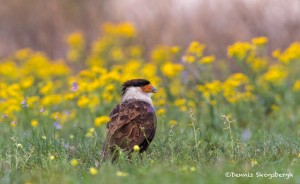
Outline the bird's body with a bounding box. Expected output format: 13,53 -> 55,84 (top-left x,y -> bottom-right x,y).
100,79 -> 157,161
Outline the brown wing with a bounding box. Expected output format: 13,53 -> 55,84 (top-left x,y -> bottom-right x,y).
100,99 -> 156,160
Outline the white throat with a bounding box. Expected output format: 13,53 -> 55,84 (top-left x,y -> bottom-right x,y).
122,87 -> 153,106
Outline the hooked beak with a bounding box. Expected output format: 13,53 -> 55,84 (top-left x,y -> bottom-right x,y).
151,86 -> 157,93
142,84 -> 157,93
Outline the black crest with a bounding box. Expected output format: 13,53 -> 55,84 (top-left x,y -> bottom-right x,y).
121,79 -> 150,95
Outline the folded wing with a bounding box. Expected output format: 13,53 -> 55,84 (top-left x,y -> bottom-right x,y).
100,99 -> 156,160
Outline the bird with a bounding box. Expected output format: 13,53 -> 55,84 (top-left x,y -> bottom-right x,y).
100,79 -> 157,162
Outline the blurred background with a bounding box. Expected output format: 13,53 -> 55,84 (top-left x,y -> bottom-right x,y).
0,0 -> 300,59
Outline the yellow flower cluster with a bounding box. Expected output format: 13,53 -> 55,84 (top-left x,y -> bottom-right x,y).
272,42 -> 300,64
228,42 -> 253,61
183,41 -> 206,63
102,22 -> 136,38
1,22 -> 300,131
161,62 -> 183,78
86,128 -> 95,138
223,73 -> 254,103
262,64 -> 287,85
247,57 -> 268,72
87,23 -> 140,68
198,74 -> 255,104
293,80 -> 300,92
151,46 -> 180,64
251,37 -> 268,46
198,80 -> 222,104
67,32 -> 85,48
94,116 -> 110,127
200,56 -> 215,64
66,32 -> 85,62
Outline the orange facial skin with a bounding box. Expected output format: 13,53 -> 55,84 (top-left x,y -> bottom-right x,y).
142,84 -> 157,93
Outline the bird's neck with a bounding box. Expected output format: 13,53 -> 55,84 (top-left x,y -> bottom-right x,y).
122,87 -> 153,106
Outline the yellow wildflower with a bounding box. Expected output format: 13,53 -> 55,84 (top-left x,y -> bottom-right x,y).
190,167 -> 196,172
21,77 -> 34,89
182,41 -> 206,63
251,37 -> 268,45
89,167 -> 98,175
187,101 -> 196,108
199,56 -> 215,64
175,98 -> 186,107
182,55 -> 196,63
293,80 -> 300,92
94,116 -> 110,127
277,42 -> 300,64
157,99 -> 166,106
186,41 -> 205,57
228,42 -> 252,61
151,46 -> 172,64
105,84 -> 115,92
141,63 -> 157,79
251,159 -> 258,166
271,104 -> 280,112
198,80 -> 222,99
161,62 -> 183,78
70,159 -> 79,166
67,49 -> 81,62
31,120 -> 38,127
102,22 -> 136,38
67,32 -> 84,48
102,92 -> 113,103
262,65 -> 287,85
49,155 -> 55,160
272,49 -> 281,59
133,145 -> 140,152
157,109 -> 166,115
110,47 -> 124,61
86,128 -> 95,138
15,48 -> 31,60
129,46 -> 142,57
171,46 -> 180,54
180,106 -> 187,112
118,22 -> 136,37
77,96 -> 90,108
26,96 -> 39,107
64,93 -> 75,101
223,73 -> 254,103
41,94 -> 63,106
40,81 -> 53,94
0,61 -> 19,79
247,57 -> 267,72
169,120 -> 177,126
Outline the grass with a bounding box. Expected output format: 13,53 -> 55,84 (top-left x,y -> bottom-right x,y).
1,104 -> 299,184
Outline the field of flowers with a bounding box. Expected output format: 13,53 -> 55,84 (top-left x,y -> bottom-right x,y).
1,22 -> 300,184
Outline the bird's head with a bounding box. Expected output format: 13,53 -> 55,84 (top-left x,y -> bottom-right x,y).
121,79 -> 157,104
122,79 -> 157,96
